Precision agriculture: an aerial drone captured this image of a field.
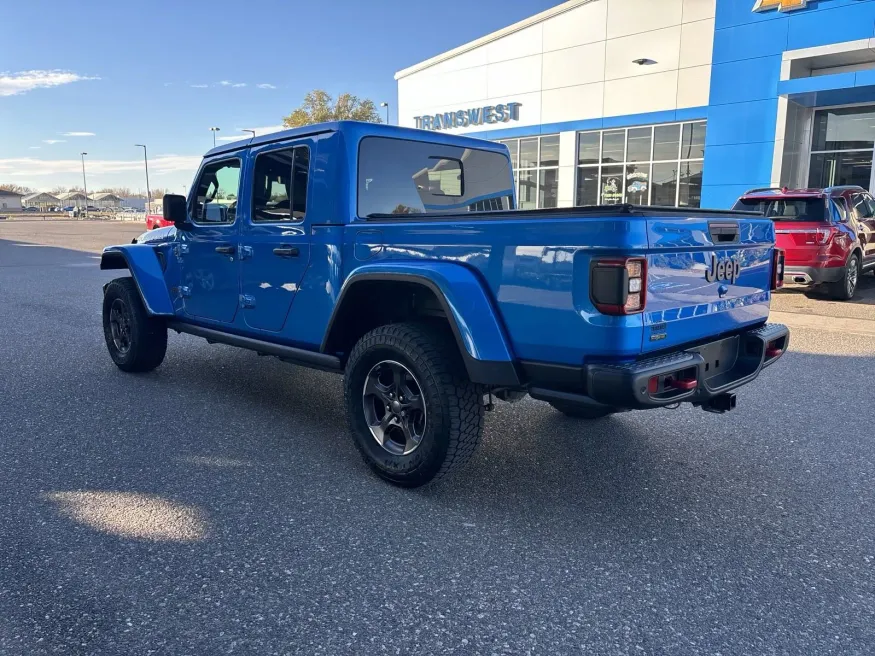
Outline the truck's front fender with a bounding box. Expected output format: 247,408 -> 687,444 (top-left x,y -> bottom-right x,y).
327,261 -> 520,387
100,245 -> 174,316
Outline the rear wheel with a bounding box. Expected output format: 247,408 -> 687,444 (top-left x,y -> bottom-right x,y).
344,322 -> 483,487
549,401 -> 616,419
102,277 -> 167,372
828,253 -> 860,300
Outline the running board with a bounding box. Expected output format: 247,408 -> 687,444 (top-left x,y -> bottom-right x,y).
167,322 -> 343,373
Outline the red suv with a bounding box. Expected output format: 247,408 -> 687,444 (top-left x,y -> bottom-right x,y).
733,186 -> 875,300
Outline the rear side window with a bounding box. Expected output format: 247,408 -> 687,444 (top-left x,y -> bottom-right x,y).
850,193 -> 875,220
251,146 -> 309,223
358,137 -> 515,217
732,197 -> 827,222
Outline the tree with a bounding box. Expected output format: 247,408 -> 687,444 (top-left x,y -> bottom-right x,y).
95,186 -> 134,197
50,186 -> 68,196
283,90 -> 382,128
151,188 -> 167,200
0,183 -> 34,195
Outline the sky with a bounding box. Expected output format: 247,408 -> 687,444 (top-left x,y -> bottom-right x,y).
0,0 -> 561,195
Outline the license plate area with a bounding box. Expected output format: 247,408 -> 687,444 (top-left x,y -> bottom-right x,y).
690,335 -> 751,390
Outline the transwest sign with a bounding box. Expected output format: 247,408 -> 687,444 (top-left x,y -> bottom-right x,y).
415,102 -> 522,131
752,0 -> 808,12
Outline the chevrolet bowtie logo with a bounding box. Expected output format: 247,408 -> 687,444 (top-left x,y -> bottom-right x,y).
752,0 -> 809,11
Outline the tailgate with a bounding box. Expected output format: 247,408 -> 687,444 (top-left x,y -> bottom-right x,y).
773,220 -> 826,265
643,215 -> 774,353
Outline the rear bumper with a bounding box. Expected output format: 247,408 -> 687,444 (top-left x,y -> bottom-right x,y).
528,323 -> 789,411
783,265 -> 843,286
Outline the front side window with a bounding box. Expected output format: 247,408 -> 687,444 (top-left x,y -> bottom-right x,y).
358,137 -> 514,217
192,159 -> 241,224
251,146 -> 310,223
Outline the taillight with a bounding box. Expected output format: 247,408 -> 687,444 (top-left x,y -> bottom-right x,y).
771,248 -> 785,290
591,257 -> 647,315
815,226 -> 836,245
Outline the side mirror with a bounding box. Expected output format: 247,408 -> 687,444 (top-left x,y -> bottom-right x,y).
163,193 -> 189,228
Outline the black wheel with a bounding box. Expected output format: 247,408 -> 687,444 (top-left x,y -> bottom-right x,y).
344,322 -> 484,487
102,277 -> 167,372
549,401 -> 616,419
828,253 -> 860,300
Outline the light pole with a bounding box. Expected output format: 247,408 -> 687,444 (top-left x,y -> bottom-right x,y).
241,129 -> 255,140
80,152 -> 88,219
380,102 -> 389,125
135,144 -> 151,214
210,127 -> 221,147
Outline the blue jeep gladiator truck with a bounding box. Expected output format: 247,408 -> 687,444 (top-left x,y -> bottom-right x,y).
100,121 -> 788,487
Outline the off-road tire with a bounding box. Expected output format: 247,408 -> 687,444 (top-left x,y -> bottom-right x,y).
102,277 -> 167,372
344,322 -> 484,487
828,253 -> 860,300
549,401 -> 616,419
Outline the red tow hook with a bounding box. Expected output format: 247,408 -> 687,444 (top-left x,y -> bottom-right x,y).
766,346 -> 783,358
668,378 -> 697,391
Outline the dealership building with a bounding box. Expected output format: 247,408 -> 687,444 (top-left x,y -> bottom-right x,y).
396,0 -> 875,210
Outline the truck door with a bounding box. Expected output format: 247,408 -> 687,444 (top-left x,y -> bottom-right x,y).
239,142 -> 312,333
178,157 -> 243,324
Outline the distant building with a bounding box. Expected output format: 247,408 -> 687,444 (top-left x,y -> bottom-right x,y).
91,192 -> 123,209
58,191 -> 89,208
22,192 -> 61,211
121,197 -> 146,211
0,189 -> 23,212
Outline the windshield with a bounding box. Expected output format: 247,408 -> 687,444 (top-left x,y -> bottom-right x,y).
732,197 -> 827,222
358,137 -> 515,217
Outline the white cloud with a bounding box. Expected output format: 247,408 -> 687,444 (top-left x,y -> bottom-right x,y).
219,80 -> 232,86
42,139 -> 66,145
61,132 -> 95,137
29,146 -> 41,150
257,83 -> 276,89
216,125 -> 286,141
0,154 -> 201,179
163,82 -> 172,87
0,70 -> 99,97
232,83 -> 247,88
190,84 -> 208,88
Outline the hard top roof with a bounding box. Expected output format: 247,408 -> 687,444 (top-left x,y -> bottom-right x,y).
203,120 -> 507,158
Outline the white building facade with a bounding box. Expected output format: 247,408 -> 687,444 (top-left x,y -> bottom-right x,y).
396,0 -> 714,209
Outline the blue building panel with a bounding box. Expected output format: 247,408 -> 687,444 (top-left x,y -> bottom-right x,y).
705,99 -> 779,147
704,143 -> 776,186
709,56 -> 783,106
786,3 -> 875,51
712,19 -> 788,64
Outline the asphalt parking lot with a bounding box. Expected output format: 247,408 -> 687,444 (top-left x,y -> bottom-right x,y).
1,221 -> 874,655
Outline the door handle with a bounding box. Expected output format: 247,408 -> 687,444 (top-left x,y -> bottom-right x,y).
273,246 -> 299,258
215,244 -> 235,255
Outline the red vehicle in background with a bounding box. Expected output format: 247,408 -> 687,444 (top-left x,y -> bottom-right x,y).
733,186 -> 875,300
145,214 -> 172,230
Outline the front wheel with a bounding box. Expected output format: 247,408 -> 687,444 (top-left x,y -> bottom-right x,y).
828,253 -> 860,300
102,277 -> 167,372
344,322 -> 484,487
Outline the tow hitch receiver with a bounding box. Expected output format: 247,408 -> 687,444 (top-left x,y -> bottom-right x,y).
701,392 -> 737,414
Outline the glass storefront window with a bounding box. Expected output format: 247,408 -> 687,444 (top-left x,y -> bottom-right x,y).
519,138 -> 539,169
539,135 -> 560,167
518,169 -> 538,210
578,132 -> 600,165
678,161 -> 703,207
653,124 -> 680,161
602,130 -> 625,164
809,106 -> 875,189
577,167 -> 599,205
492,134 -> 561,209
625,163 -> 650,204
539,169 -> 558,208
627,127 -> 652,162
681,123 -> 706,159
811,107 -> 875,152
652,163 -> 678,206
576,122 -> 705,207
600,166 -> 624,205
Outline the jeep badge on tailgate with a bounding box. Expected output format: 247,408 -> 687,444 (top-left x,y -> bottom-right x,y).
706,255 -> 741,284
